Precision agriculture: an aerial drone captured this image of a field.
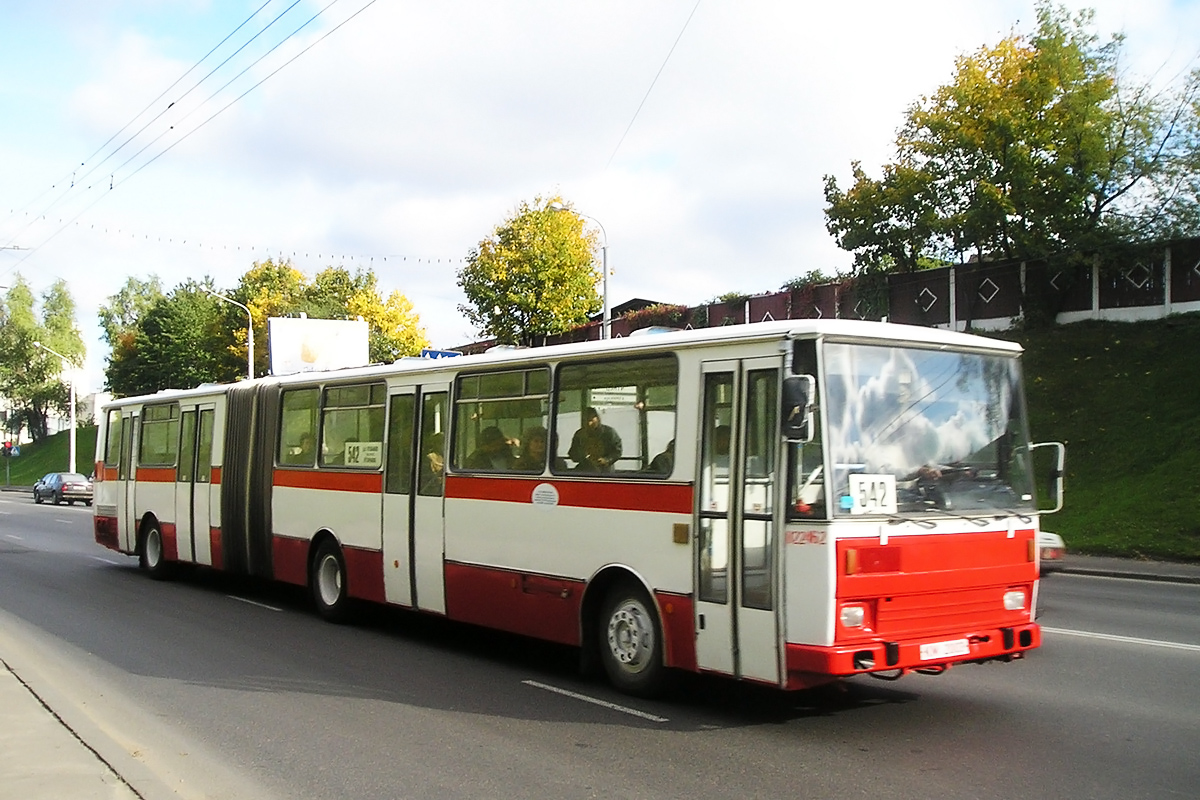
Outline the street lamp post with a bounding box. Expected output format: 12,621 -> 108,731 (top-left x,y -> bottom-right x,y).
205,289 -> 254,380
550,204 -> 610,339
33,342 -> 77,473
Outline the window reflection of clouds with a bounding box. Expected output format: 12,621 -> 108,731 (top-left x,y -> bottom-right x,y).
825,344 -> 1016,481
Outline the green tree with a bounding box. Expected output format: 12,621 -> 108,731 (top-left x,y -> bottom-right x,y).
233,260 -> 428,368
105,280 -> 227,397
0,276 -> 85,440
457,196 -> 601,345
824,2 -> 1200,271
98,275 -> 164,346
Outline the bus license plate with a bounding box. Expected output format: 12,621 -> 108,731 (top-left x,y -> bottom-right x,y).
919,638 -> 971,660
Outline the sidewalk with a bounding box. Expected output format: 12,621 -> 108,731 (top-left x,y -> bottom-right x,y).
0,659 -> 138,800
1057,553 -> 1200,584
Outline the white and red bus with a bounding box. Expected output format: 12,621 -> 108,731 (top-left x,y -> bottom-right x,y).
93,319 -> 1064,696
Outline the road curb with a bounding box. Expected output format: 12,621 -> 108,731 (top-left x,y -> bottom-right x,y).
1058,566 -> 1200,585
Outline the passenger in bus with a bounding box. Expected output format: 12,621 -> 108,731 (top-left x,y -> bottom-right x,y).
647,440 -> 674,475
296,433 -> 316,465
420,432 -> 445,494
568,406 -> 622,472
466,426 -> 516,470
514,426 -> 566,472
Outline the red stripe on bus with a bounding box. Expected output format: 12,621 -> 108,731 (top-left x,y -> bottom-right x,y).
271,536 -> 386,604
345,547 -> 385,604
101,466 -> 118,482
654,591 -> 697,671
210,528 -> 223,570
136,467 -> 176,483
445,475 -> 694,515
445,562 -> 583,646
94,516 -> 120,551
210,466 -> 222,485
273,536 -> 308,587
272,469 -> 383,494
161,522 -> 178,561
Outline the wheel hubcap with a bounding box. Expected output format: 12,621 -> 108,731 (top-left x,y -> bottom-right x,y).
317,555 -> 342,606
146,530 -> 162,566
607,601 -> 652,672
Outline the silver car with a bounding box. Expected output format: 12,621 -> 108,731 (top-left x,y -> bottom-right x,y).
33,472 -> 93,506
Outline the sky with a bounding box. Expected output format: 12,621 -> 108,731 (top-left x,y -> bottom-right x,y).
2,0 -> 1198,395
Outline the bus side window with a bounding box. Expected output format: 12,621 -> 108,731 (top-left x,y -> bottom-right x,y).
452,369 -> 548,474
104,409 -> 122,466
553,355 -> 678,477
321,384 -> 385,469
279,388 -> 319,467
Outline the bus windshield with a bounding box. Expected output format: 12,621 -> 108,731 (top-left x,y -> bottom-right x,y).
819,341 -> 1036,518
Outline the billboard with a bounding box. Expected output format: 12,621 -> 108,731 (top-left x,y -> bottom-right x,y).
268,317 -> 370,375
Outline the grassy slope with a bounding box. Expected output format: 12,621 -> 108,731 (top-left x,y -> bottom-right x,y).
2,426 -> 98,486
1001,313 -> 1200,561
6,315 -> 1197,560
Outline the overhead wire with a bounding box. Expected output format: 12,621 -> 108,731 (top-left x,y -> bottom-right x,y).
606,0 -> 703,170
1,0 -> 277,246
4,0 -> 379,278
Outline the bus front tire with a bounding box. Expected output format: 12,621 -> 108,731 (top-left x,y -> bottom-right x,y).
599,581 -> 665,697
311,540 -> 351,623
139,523 -> 171,580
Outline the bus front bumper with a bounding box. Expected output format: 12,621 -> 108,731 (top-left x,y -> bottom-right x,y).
785,623 -> 1040,689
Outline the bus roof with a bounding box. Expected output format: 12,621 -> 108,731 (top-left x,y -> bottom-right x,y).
100,318 -> 1023,407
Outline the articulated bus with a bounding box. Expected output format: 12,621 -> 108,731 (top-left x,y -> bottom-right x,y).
93,319 -> 1064,696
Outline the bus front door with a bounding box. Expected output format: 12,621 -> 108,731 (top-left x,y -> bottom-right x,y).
694,358 -> 782,685
118,411 -> 137,553
383,386 -> 448,612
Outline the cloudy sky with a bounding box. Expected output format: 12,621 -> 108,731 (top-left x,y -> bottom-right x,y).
2,0 -> 1198,393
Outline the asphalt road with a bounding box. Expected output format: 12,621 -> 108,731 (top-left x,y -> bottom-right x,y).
1,491 -> 1198,800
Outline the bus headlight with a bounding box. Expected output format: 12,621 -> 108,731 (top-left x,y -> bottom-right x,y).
1003,590 -> 1027,611
840,603 -> 867,628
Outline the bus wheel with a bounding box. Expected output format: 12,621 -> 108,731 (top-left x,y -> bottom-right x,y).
139,523 -> 171,580
311,539 -> 350,623
599,581 -> 665,697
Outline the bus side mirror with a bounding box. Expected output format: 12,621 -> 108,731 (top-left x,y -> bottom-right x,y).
782,375 -> 815,443
1029,441 -> 1066,513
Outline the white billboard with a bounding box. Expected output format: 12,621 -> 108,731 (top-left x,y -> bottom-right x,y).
268,317 -> 370,376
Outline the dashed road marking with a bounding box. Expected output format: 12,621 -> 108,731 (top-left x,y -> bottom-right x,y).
1042,626 -> 1200,653
522,679 -> 669,723
227,595 -> 283,612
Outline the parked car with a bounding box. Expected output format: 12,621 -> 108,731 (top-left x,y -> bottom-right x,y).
1039,530 -> 1066,574
33,472 -> 93,506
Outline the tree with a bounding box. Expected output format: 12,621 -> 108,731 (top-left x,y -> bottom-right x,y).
103,260 -> 429,395
0,276 -> 86,441
233,260 -> 429,368
457,196 -> 601,346
106,280 -> 227,397
98,275 -> 164,346
824,2 -> 1200,271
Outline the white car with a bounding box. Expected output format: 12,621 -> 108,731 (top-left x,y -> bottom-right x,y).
1038,531 -> 1066,574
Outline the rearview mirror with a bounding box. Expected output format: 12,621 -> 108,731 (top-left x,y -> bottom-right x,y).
782,375 -> 815,442
1029,441 -> 1066,513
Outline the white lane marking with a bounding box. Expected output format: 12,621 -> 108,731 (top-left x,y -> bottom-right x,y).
522,680 -> 669,723
4,534 -> 22,540
227,595 -> 282,612
90,556 -> 123,565
1042,626 -> 1200,653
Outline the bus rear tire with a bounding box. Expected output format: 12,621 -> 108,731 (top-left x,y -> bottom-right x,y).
599,581 -> 665,697
139,523 -> 171,581
311,539 -> 351,623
